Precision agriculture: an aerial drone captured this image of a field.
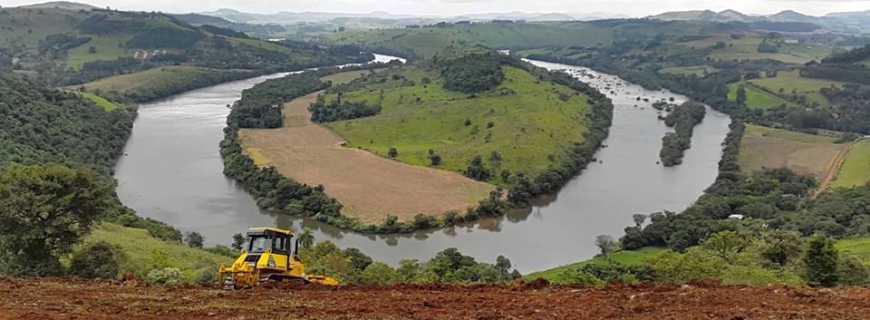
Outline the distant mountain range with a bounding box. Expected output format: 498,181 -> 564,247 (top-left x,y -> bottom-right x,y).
199,8 -> 627,26
649,9 -> 870,34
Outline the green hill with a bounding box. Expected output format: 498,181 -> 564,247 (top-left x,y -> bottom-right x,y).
318,56 -> 600,187
0,7 -> 371,90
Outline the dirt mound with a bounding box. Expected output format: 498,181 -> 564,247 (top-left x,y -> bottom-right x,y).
4,277 -> 870,320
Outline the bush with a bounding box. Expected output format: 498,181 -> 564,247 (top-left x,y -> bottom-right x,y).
804,235 -> 839,287
69,241 -> 122,279
359,262 -> 400,285
146,267 -> 183,286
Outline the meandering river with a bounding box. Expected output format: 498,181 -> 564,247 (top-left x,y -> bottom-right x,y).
115,56 -> 731,273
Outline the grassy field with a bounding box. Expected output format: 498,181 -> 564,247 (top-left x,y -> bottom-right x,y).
325,66 -> 591,186
727,82 -> 793,110
681,35 -> 831,64
833,140 -> 870,189
240,88 -> 495,224
524,248 -> 666,283
79,92 -> 118,112
738,124 -> 848,180
66,35 -> 132,70
748,70 -> 842,108
77,223 -> 232,280
837,237 -> 870,266
81,66 -> 252,99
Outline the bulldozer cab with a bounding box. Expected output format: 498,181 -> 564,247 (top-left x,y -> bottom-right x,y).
246,228 -> 295,258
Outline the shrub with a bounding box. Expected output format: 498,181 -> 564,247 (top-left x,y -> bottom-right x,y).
69,241 -> 122,279
359,262 -> 400,285
146,267 -> 183,286
804,235 -> 839,287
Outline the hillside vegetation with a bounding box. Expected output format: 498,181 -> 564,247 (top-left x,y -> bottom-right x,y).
81,66 -> 257,102
0,7 -> 372,99
323,59 -> 593,188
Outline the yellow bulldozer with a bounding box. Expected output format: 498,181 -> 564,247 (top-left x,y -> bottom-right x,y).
218,227 -> 338,289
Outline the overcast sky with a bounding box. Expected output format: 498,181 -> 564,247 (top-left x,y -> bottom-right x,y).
3,0 -> 870,17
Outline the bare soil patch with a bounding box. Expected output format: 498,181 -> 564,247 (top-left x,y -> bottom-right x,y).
4,277 -> 870,320
240,91 -> 494,224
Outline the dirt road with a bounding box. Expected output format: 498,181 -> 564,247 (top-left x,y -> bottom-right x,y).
813,145 -> 852,198
3,278 -> 870,320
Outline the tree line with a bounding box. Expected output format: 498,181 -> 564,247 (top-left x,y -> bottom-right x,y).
659,102 -> 707,167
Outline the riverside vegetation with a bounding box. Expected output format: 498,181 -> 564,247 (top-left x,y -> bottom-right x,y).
221,52 -> 613,233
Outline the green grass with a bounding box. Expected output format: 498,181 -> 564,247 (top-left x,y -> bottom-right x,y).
66,35 -> 132,70
689,35 -> 831,64
82,66 -> 252,98
836,237 -> 870,266
78,223 -> 233,279
325,65 -> 590,186
749,70 -> 842,108
833,140 -> 870,189
79,92 -> 117,111
524,248 -> 666,283
727,82 -> 793,110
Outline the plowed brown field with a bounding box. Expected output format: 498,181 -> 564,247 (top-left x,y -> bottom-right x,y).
239,89 -> 494,224
3,278 -> 870,320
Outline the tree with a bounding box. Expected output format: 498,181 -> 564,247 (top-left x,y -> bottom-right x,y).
359,262 -> 399,285
88,46 -> 97,54
760,230 -> 802,267
185,232 -> 204,248
736,85 -> 747,106
299,229 -> 315,250
495,255 -> 512,278
231,233 -> 245,250
804,235 -> 839,287
595,235 -> 618,257
387,147 -> 398,158
0,165 -> 113,276
465,155 -> 491,181
632,214 -> 647,227
701,231 -> 749,264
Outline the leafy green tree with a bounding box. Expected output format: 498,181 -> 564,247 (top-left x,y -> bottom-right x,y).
595,235 -> 618,257
760,230 -> 803,267
387,147 -> 398,158
343,247 -> 373,271
0,165 -> 112,276
185,232 -> 204,248
299,229 -> 315,250
804,235 -> 839,287
736,85 -> 747,106
702,231 -> 749,264
838,256 -> 869,286
359,262 -> 399,285
231,233 -> 245,251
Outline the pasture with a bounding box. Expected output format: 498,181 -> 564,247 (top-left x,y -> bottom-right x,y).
326,66 -> 592,186
832,140 -> 870,189
727,83 -> 792,110
748,70 -> 841,108
738,124 -> 848,180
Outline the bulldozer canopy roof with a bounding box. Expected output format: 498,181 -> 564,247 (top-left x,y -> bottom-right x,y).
247,227 -> 294,236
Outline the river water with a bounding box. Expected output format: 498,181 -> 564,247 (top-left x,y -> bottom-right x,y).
115,56 -> 731,273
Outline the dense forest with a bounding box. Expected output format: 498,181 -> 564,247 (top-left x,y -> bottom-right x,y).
440,53 -> 505,94
0,73 -> 181,275
659,102 -> 707,167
